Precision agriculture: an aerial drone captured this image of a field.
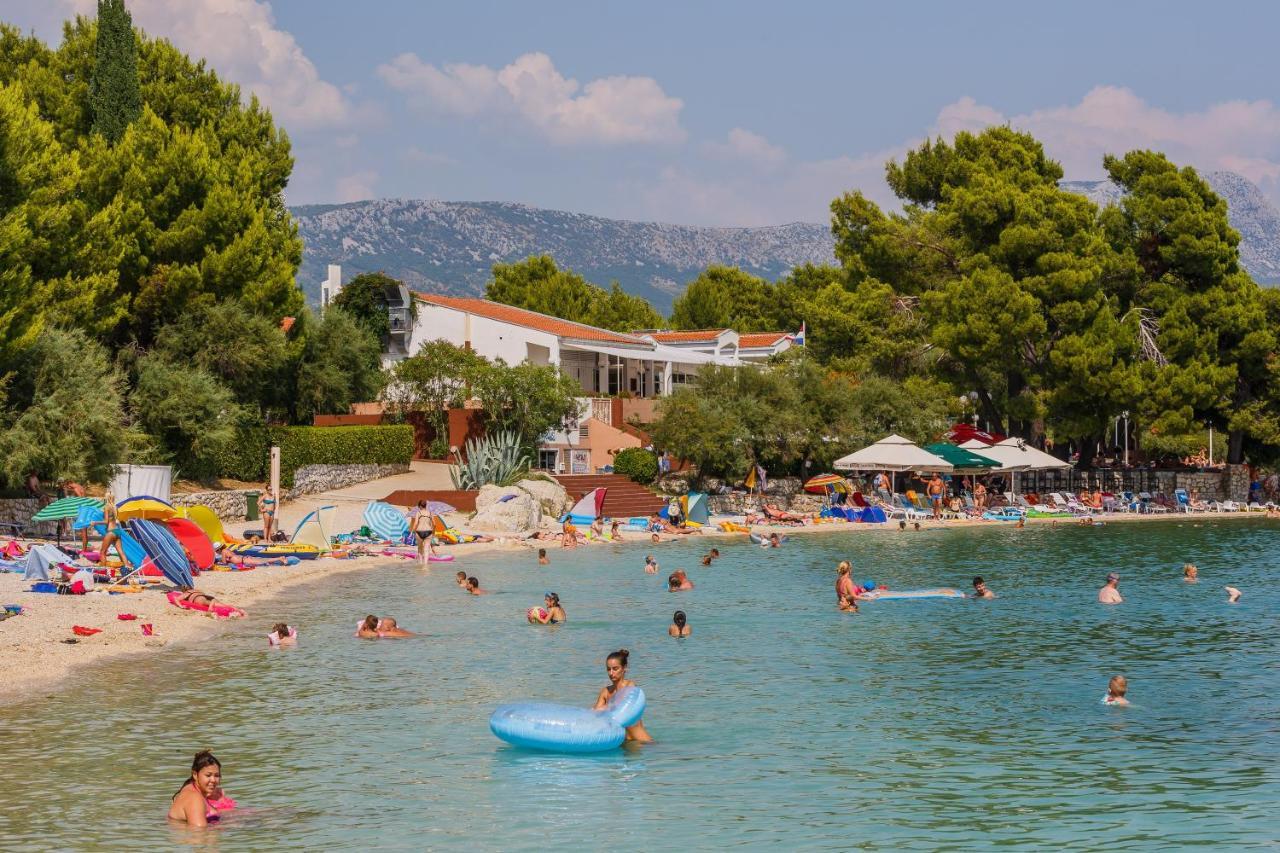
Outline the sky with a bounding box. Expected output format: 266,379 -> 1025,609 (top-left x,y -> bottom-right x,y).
6,0 -> 1280,225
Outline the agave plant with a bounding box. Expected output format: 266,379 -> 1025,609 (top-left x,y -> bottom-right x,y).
450,431 -> 532,490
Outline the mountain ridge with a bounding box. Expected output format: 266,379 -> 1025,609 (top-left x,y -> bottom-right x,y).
291,171 -> 1280,311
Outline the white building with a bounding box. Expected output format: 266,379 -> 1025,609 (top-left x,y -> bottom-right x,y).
404,294 -> 740,396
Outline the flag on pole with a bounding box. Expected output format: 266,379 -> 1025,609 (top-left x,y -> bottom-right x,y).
792,322 -> 805,347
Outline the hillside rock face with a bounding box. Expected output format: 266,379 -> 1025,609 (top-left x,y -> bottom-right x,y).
290,199 -> 836,312
1061,171 -> 1280,284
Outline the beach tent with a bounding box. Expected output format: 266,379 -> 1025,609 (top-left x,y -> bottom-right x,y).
567,488 -> 607,525
682,492 -> 710,526
291,506 -> 336,551
364,500 -> 410,542
175,505 -> 234,544
23,544 -> 73,581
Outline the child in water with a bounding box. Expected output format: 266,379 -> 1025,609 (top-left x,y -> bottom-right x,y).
538,548 -> 549,565
1103,675 -> 1130,706
267,622 -> 297,646
644,555 -> 659,574
455,571 -> 468,588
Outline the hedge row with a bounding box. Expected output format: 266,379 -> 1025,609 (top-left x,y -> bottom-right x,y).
213,425 -> 415,486
613,447 -> 658,484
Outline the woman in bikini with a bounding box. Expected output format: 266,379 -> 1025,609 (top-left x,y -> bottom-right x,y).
260,487 -> 278,541
167,750 -> 224,827
593,649 -> 652,743
98,492 -> 122,563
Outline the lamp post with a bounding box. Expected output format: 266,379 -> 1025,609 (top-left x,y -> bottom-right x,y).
1207,421 -> 1214,468
1121,410 -> 1129,467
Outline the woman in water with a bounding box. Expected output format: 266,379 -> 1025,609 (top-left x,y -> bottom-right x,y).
267,622 -> 297,645
1183,563 -> 1199,582
669,610 -> 691,637
835,561 -> 861,607
544,592 -> 567,624
167,750 -> 224,826
594,649 -> 653,743
410,500 -> 437,564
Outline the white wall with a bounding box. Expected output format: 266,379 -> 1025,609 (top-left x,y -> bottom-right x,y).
407,304 -> 561,365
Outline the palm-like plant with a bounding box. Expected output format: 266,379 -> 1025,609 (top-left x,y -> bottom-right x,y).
450,431 -> 531,489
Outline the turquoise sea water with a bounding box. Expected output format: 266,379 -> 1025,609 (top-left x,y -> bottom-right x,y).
1,520 -> 1278,849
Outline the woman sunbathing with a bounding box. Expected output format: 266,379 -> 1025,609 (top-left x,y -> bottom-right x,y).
762,504 -> 805,524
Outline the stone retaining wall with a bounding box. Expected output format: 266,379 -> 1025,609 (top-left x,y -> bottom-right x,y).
0,498 -> 56,537
706,492 -> 825,515
285,463 -> 410,500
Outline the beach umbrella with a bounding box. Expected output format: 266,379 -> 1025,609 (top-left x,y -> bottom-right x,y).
424,500 -> 456,516
923,443 -> 1001,474
833,434 -> 952,494
30,496 -> 102,522
991,438 -> 1070,471
127,519 -> 194,589
957,439 -> 1031,473
364,500 -> 410,542
116,495 -> 176,521
803,473 -> 848,494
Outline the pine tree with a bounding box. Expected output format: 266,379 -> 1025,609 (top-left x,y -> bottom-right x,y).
90,0 -> 141,142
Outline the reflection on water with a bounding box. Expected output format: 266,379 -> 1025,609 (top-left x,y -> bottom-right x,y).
1,521 -> 1279,849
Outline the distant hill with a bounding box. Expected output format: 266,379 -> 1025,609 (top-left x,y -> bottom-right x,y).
289,199 -> 837,313
291,171 -> 1280,311
1060,171 -> 1280,285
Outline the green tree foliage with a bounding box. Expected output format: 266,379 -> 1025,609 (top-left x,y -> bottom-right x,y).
669,266 -> 776,331
0,19 -> 303,353
387,340 -> 488,457
612,447 -> 658,484
332,271 -> 415,344
0,328 -> 137,484
132,354 -> 240,479
469,359 -> 582,451
90,0 -> 141,142
151,298 -> 288,414
287,309 -> 386,423
486,255 -> 662,332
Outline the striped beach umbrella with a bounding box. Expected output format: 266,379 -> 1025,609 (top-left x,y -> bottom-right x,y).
364,501 -> 410,542
803,473 -> 848,494
31,496 -> 103,522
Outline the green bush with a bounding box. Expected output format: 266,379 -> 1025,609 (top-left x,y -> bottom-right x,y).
613,448 -> 658,484
213,425 -> 414,485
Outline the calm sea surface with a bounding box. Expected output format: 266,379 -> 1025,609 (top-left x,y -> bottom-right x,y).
1,520 -> 1277,850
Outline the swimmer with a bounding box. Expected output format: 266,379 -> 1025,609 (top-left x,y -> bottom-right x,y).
167,750 -> 223,827
1098,572 -> 1123,605
1103,675 -> 1130,706
669,610 -> 691,637
594,649 -> 652,743
610,519 -> 623,541
769,533 -> 781,548
835,560 -> 861,607
644,554 -> 659,574
651,532 -> 662,544
356,614 -> 380,639
668,570 -> 694,591
898,520 -> 907,530
971,576 -> 996,599
1182,563 -> 1198,583
838,593 -> 859,612
1225,585 -> 1241,603
913,521 -> 921,531
376,617 -> 416,637
466,576 -> 489,595
544,592 -> 566,624
267,622 -> 297,646
1016,517 -> 1025,528
538,548 -> 549,566
455,571 -> 468,588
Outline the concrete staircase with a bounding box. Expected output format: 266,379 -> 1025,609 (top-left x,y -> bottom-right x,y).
553,473 -> 667,520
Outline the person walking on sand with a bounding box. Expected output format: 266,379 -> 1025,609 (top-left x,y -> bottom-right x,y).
1098,572 -> 1123,605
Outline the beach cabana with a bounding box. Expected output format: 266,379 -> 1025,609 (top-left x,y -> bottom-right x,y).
833,434 -> 953,492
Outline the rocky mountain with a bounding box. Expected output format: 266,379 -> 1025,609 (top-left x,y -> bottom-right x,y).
289,199 -> 836,313
1061,171 -> 1280,284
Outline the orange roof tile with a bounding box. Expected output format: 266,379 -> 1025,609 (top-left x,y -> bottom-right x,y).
738,332 -> 790,348
644,329 -> 730,343
413,293 -> 648,345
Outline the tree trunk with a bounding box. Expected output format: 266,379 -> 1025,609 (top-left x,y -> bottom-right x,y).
1077,437 -> 1098,470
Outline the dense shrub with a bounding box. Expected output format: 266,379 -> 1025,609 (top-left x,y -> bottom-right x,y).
214,425 -> 414,485
613,448 -> 658,484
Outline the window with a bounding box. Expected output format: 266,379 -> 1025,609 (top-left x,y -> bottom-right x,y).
538,449 -> 559,472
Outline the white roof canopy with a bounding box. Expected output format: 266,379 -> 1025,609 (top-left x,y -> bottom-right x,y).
957,439 -> 1031,472
992,437 -> 1071,470
833,434 -> 954,472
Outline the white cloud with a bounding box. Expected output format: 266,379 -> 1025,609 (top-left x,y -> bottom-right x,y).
45,0 -> 353,130
938,86 -> 1280,189
703,128 -> 787,167
334,170 -> 378,203
377,51 -> 685,146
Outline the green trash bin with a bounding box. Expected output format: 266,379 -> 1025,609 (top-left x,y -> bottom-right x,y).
245,490 -> 260,521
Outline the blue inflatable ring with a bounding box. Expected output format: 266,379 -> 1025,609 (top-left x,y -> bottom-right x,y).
490,687 -> 646,752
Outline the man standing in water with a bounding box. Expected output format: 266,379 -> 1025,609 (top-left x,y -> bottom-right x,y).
1098,572 -> 1123,604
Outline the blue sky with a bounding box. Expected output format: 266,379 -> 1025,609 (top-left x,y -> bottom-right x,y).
8,1 -> 1280,224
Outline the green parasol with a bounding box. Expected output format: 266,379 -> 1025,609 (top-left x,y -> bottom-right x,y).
30,496 -> 103,522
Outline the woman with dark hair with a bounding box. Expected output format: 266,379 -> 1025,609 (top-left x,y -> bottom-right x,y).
669,610 -> 691,637
593,649 -> 653,743
167,750 -> 223,826
544,592 -> 566,624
